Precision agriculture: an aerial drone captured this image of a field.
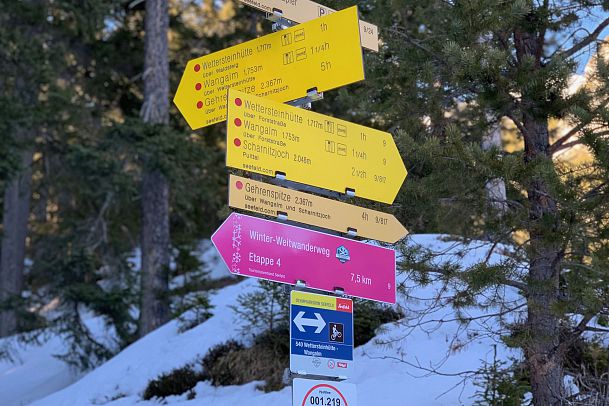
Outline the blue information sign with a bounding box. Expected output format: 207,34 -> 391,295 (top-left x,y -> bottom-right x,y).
290,290 -> 354,379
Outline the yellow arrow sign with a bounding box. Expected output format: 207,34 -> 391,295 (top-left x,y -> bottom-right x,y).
226,89 -> 407,204
238,0 -> 378,52
229,175 -> 408,243
174,6 -> 364,130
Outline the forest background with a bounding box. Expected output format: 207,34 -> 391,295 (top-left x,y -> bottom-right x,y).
1,0 -> 609,405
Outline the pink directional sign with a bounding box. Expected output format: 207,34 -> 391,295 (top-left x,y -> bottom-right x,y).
212,213 -> 396,303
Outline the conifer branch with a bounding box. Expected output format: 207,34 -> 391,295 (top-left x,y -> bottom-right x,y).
423,264 -> 529,293
550,95 -> 609,153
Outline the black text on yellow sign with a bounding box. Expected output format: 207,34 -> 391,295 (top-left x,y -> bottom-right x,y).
173,6 -> 365,130
226,89 -> 408,204
229,175 -> 408,243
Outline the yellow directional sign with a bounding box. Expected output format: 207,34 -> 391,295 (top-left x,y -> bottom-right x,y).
174,6 -> 364,130
238,0 -> 379,52
226,89 -> 408,204
229,175 -> 408,243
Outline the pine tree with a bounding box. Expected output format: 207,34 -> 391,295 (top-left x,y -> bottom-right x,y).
0,0 -> 257,366
331,1 -> 609,403
0,0 -> 61,337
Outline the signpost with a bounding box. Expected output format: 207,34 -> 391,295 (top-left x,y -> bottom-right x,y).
211,213 -> 396,303
226,89 -> 407,204
290,291 -> 354,378
238,0 -> 378,52
228,175 -> 407,243
174,6 -> 365,130
170,1 -> 408,402
293,378 -> 358,406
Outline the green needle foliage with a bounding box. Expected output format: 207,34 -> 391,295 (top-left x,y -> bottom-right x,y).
329,0 -> 609,403
0,0 -> 261,369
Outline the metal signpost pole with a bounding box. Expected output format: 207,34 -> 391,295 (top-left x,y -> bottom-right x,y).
266,9 -> 356,396
267,14 -> 346,389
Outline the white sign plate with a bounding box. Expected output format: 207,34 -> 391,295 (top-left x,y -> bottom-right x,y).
293,378 -> 357,406
290,290 -> 354,379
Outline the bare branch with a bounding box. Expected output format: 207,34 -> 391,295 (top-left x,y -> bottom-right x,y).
384,27 -> 445,62
555,313 -> 596,358
584,326 -> 609,333
552,140 -> 583,154
582,182 -> 608,202
558,17 -> 609,60
504,112 -> 527,137
362,354 -> 478,378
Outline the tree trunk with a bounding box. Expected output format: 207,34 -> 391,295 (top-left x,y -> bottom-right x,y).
0,148 -> 33,337
522,116 -> 564,406
140,170 -> 170,335
514,29 -> 565,405
139,0 -> 170,337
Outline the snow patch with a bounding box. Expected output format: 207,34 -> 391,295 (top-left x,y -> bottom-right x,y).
3,235 -> 525,406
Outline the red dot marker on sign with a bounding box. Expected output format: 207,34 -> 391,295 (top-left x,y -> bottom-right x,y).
195,83 -> 202,91
236,181 -> 243,190
235,98 -> 242,106
194,64 -> 200,72
196,101 -> 203,109
234,118 -> 242,127
234,138 -> 241,147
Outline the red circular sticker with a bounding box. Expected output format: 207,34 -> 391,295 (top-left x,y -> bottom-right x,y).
302,384 -> 349,406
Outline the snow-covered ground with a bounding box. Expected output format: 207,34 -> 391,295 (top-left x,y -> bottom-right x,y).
0,235 -> 522,406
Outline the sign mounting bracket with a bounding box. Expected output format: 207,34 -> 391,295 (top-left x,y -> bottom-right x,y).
268,9 -> 297,31
286,88 -> 324,109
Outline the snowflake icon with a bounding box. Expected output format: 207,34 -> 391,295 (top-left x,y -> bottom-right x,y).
232,252 -> 241,264
232,222 -> 242,249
